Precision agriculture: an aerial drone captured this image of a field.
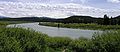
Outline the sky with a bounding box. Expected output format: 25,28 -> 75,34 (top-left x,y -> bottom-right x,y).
0,0 -> 120,18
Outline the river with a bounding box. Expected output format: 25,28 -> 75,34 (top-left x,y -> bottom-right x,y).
7,22 -> 102,39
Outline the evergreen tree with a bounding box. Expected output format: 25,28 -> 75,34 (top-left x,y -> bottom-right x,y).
103,14 -> 110,25
118,18 -> 120,25
110,17 -> 114,25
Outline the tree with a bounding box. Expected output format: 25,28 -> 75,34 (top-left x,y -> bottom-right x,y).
110,17 -> 114,25
118,18 -> 120,25
103,14 -> 110,25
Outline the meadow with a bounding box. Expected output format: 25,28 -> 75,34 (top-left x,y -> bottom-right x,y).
39,22 -> 120,30
0,21 -> 33,24
0,22 -> 120,52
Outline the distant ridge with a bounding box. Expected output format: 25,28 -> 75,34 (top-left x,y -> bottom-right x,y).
114,15 -> 120,18
0,16 -> 9,18
0,15 -> 120,23
0,16 -> 57,22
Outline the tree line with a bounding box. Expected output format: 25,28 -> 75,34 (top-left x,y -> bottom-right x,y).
58,15 -> 120,25
0,15 -> 120,25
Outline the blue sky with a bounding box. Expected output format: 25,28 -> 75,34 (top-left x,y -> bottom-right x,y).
0,0 -> 120,18
85,0 -> 120,9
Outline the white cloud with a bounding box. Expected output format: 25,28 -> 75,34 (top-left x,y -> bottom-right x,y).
0,2 -> 120,18
107,0 -> 120,3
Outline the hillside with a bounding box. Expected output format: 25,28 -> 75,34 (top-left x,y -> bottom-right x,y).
0,17 -> 57,22
0,16 -> 9,18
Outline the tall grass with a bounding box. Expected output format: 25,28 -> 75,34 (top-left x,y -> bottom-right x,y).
0,26 -> 120,52
0,21 -> 120,52
0,27 -> 49,52
0,22 -> 9,25
0,21 -> 33,24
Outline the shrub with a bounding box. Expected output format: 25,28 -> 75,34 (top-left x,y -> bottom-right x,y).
0,27 -> 120,52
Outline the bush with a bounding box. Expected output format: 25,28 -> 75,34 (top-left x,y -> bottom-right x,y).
0,27 -> 49,52
91,31 -> 120,52
0,27 -> 120,52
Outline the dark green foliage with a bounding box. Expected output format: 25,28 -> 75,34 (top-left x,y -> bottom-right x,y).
110,17 -> 116,25
0,27 -> 49,52
39,22 -> 120,30
62,16 -> 96,24
1,20 -> 120,52
0,17 -> 56,22
117,18 -> 120,25
0,21 -> 33,24
63,16 -> 94,23
0,27 -> 120,52
103,14 -> 110,25
0,22 -> 9,25
1,15 -> 120,25
57,15 -> 120,25
91,31 -> 120,52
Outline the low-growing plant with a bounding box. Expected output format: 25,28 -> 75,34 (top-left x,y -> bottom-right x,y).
0,26 -> 120,52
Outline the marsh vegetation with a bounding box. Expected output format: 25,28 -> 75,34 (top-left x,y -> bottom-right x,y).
0,15 -> 120,52
39,22 -> 120,30
0,21 -> 120,52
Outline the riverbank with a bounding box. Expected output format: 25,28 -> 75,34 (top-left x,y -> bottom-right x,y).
0,22 -> 120,52
39,22 -> 120,30
0,21 -> 34,24
0,21 -> 34,27
7,23 -> 101,39
0,25 -> 120,52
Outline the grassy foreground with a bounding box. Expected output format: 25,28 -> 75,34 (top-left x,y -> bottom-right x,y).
0,23 -> 120,52
0,22 -> 120,52
39,22 -> 120,30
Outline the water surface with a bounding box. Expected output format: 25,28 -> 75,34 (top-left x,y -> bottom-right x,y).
7,22 -> 102,39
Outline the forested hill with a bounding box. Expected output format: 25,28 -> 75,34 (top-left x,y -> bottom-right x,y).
62,15 -> 120,25
0,15 -> 120,25
59,15 -> 120,25
0,17 -> 57,22
114,15 -> 120,19
62,16 -> 98,23
0,16 -> 9,18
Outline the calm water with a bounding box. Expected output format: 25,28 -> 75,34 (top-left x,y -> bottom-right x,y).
7,22 -> 102,39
